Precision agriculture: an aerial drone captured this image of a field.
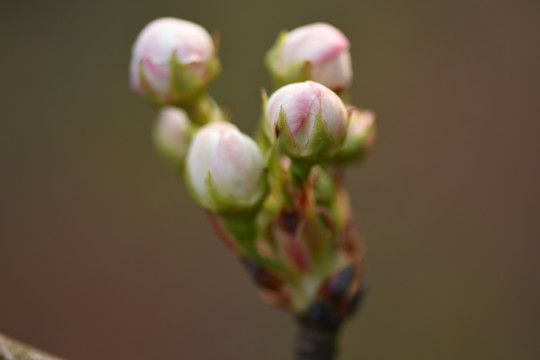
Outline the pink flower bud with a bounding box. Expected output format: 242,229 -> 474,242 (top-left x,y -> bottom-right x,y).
186,122 -> 266,211
333,107 -> 376,162
267,23 -> 352,92
266,81 -> 348,160
153,106 -> 191,168
130,17 -> 219,104
347,109 -> 375,143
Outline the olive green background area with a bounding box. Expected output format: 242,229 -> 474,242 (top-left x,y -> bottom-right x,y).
1,1 -> 539,359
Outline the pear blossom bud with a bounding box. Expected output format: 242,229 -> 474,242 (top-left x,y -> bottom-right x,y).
153,106 -> 191,169
266,81 -> 348,161
185,122 -> 267,212
266,23 -> 352,92
130,17 -> 220,105
333,108 -> 376,162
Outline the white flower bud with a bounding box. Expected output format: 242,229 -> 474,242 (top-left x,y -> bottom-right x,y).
185,122 -> 266,212
130,17 -> 220,104
266,81 -> 348,161
153,106 -> 191,169
266,23 -> 352,92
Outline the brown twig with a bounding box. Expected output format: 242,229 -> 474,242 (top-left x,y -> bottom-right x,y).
0,332 -> 63,360
294,320 -> 340,360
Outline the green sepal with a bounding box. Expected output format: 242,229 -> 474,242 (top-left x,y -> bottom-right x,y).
137,51 -> 221,109
276,107 -> 299,156
276,107 -> 341,164
204,169 -> 269,215
328,121 -> 376,165
169,52 -> 221,107
265,31 -> 312,89
272,59 -> 312,89
281,110 -> 336,164
301,111 -> 335,161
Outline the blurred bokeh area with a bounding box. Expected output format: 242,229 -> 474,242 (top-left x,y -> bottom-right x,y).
1,1 -> 539,359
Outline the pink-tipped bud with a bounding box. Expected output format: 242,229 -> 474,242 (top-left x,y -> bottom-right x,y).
266,81 -> 348,161
334,107 -> 376,162
130,17 -> 220,104
185,122 -> 266,212
347,109 -> 375,143
153,106 -> 191,169
266,23 -> 352,92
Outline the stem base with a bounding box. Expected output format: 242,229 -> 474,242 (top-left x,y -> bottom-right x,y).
294,320 -> 340,360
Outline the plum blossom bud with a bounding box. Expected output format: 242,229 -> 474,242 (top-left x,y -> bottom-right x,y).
186,122 -> 267,212
130,17 -> 220,105
266,23 -> 352,92
266,81 -> 348,161
153,106 -> 191,169
333,108 -> 376,162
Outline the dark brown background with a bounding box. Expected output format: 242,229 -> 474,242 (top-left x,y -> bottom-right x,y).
1,1 -> 539,359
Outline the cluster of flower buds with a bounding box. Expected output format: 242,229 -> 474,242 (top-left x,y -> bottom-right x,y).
130,18 -> 376,345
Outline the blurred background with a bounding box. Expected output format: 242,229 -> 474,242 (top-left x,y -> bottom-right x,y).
1,0 -> 539,359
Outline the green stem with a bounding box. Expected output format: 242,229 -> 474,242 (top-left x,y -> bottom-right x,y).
304,206 -> 335,276
290,161 -> 312,190
289,161 -> 334,275
223,213 -> 284,276
183,94 -> 217,126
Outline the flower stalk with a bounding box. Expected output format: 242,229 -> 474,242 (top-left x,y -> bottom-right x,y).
295,319 -> 340,360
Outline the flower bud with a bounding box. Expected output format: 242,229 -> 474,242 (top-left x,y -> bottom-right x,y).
266,23 -> 352,92
185,122 -> 267,212
333,108 -> 376,162
153,106 -> 191,169
130,17 -> 220,105
266,81 -> 348,161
